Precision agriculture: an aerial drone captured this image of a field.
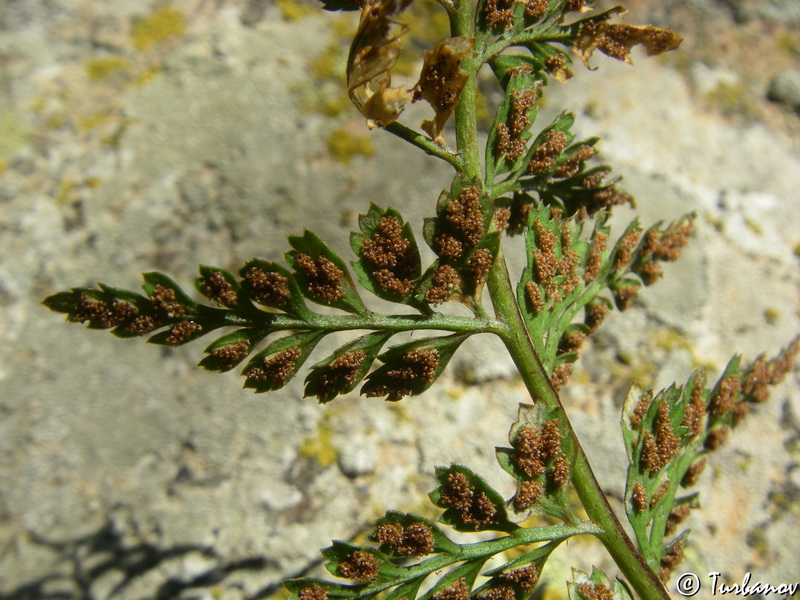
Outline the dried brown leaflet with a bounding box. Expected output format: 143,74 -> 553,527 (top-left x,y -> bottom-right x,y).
347,0 -> 414,128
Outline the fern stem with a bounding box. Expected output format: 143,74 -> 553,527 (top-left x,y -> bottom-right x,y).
384,122 -> 465,171
450,0 -> 481,180
229,311 -> 508,336
487,246 -> 670,600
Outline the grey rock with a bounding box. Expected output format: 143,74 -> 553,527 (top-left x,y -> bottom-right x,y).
1,1 -> 798,597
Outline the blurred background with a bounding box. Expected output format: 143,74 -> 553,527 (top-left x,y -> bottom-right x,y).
1,0 -> 798,598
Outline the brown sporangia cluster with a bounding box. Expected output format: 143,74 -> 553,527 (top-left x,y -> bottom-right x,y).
425,264 -> 460,304
635,220 -> 693,285
629,392 -> 652,430
511,419 -> 569,509
665,504 -> 691,535
496,88 -> 538,162
704,425 -> 729,451
498,564 -> 539,592
581,169 -> 608,191
525,0 -> 548,19
444,186 -> 484,248
613,284 -> 640,311
477,585 -> 514,600
483,0 -> 514,28
529,130 -> 568,174
644,222 -> 693,259
583,231 -> 607,284
681,376 -> 706,439
165,320 -> 202,347
465,248 -> 494,289
244,266 -> 291,307
681,457 -> 706,487
558,331 -> 584,354
524,281 -> 544,314
337,549 -> 380,581
684,339 -> 799,454
649,480 -> 670,509
73,294 -> 138,329
429,187 -> 487,299
554,145 -> 594,178
372,520 -> 435,556
347,0 -> 413,128
584,301 -> 609,333
200,271 -> 238,307
210,341 -> 250,371
432,578 -> 469,600
513,479 -> 544,511
575,581 -> 613,600
640,402 -> 680,475
365,348 -> 440,401
244,346 -> 301,388
494,207 -> 511,232
585,185 -> 634,219
709,375 -> 740,417
313,351 -> 366,402
414,37 -> 473,144
294,253 -> 345,304
631,482 -> 648,514
612,230 -> 641,271
150,284 -> 185,319
439,471 -> 500,529
543,53 -> 572,82
741,337 -> 799,404
527,220 -> 580,314
125,314 -> 160,336
298,586 -> 328,600
361,215 -> 416,296
658,540 -> 684,582
575,10 -> 682,67
427,186 -> 490,303
72,285 -> 193,338
506,196 -> 532,236
550,363 -> 573,391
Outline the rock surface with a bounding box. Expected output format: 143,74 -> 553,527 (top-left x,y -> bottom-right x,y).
1,1 -> 798,598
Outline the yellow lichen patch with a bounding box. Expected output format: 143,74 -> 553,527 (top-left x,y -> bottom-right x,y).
134,66 -> 162,87
327,127 -> 375,164
298,414 -> 338,467
131,7 -> 186,53
85,56 -> 132,82
654,328 -> 692,352
78,111 -> 112,133
276,0 -> 318,21
0,110 -> 30,162
764,308 -> 780,325
705,81 -> 758,119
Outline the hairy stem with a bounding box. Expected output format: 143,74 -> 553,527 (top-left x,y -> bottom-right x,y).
450,0 -> 481,180
487,246 -> 670,600
226,311 -> 508,336
384,122 -> 465,171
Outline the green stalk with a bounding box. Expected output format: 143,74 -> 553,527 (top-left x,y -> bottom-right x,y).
384,122 -> 465,171
450,0 -> 481,180
487,246 -> 670,600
